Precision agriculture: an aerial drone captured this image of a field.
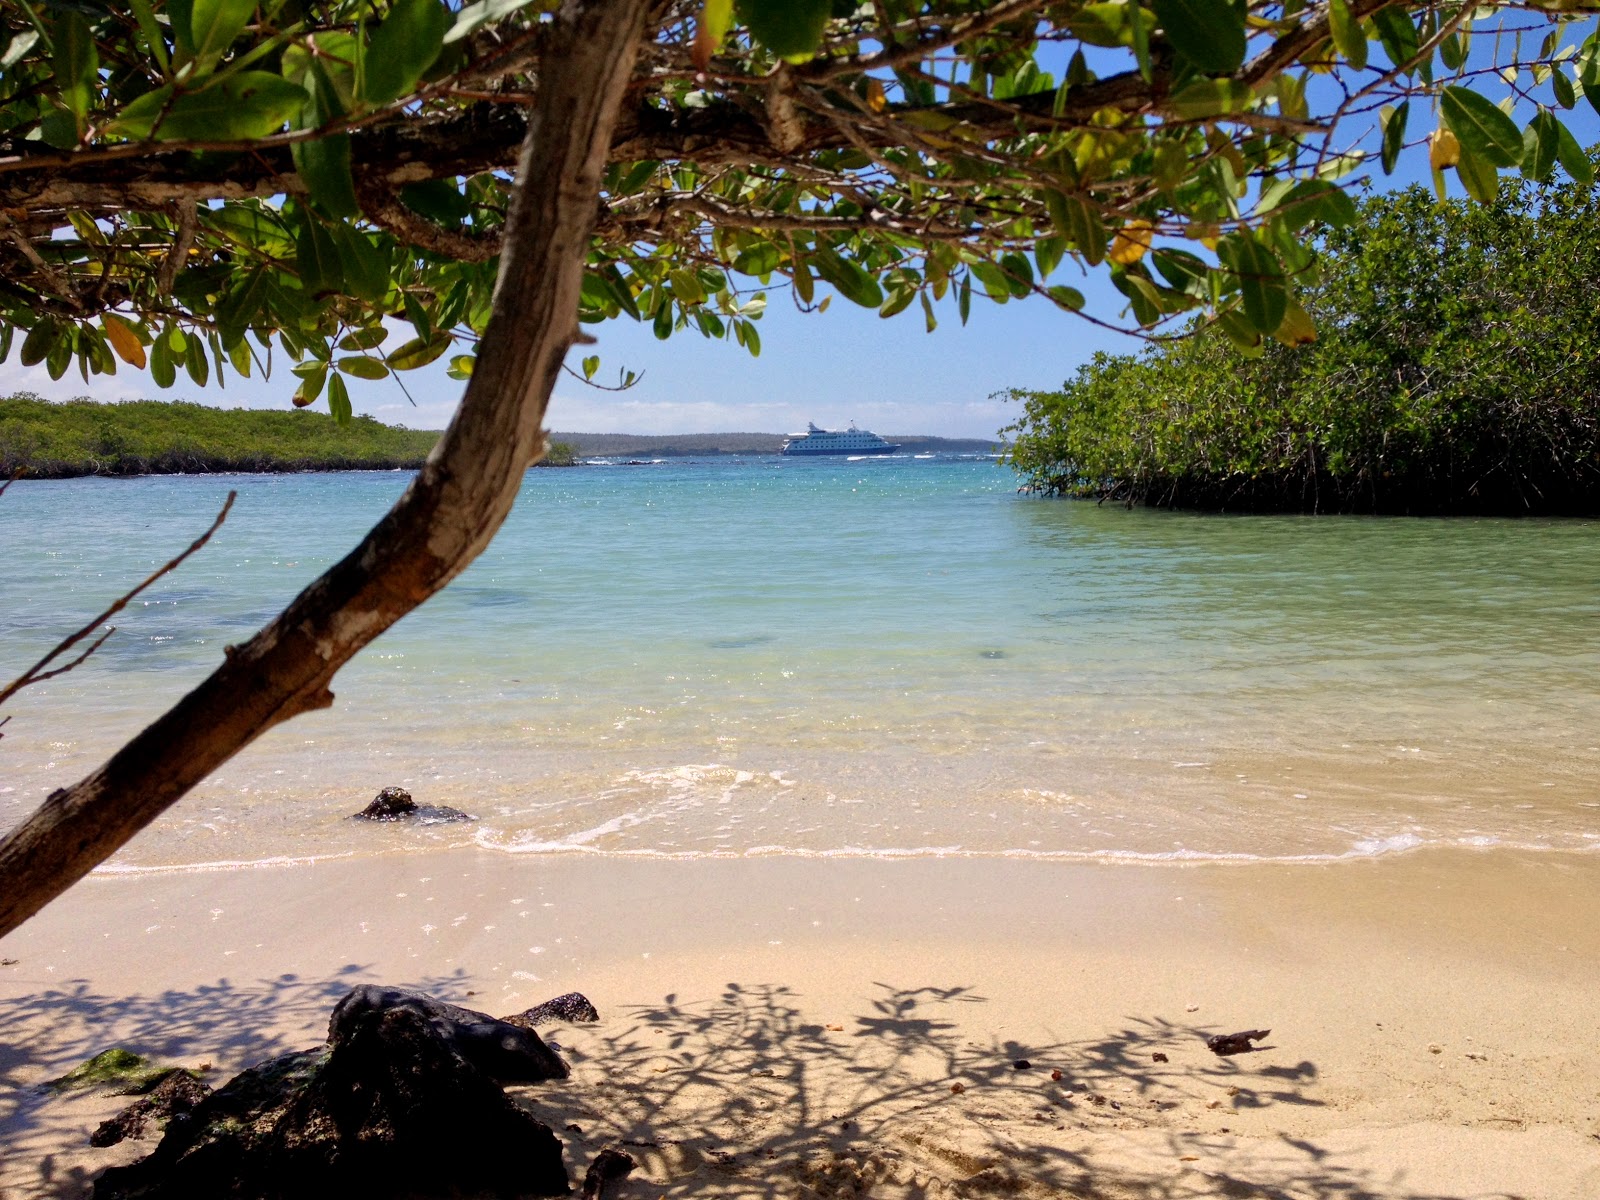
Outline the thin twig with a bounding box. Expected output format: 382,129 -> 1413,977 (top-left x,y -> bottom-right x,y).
0,490 -> 236,711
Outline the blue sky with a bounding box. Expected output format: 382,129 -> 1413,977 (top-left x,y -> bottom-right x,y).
0,253 -> 1140,439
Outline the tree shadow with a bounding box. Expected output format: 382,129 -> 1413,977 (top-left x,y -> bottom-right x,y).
0,976 -> 1506,1200
516,983 -> 1476,1200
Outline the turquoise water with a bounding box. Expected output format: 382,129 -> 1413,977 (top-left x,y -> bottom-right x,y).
2,457 -> 1598,869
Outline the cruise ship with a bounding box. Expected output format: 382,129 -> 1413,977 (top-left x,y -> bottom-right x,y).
780,422 -> 900,456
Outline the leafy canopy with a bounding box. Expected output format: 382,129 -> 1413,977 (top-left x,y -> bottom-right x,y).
1002,171 -> 1600,514
0,0 -> 1596,417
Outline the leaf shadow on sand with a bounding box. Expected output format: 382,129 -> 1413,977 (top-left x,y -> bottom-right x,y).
0,974 -> 1479,1200
524,981 -> 1470,1200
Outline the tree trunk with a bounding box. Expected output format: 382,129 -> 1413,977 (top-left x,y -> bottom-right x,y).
0,0 -> 652,940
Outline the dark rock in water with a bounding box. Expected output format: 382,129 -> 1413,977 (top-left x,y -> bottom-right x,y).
356,786 -> 415,820
1206,1029 -> 1271,1056
91,1070 -> 212,1147
331,986 -> 568,1082
502,992 -> 600,1030
412,803 -> 474,823
93,988 -> 569,1200
354,787 -> 474,823
581,1147 -> 635,1199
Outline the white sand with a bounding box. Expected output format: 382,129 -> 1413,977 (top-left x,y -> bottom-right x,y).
2,848 -> 1598,1198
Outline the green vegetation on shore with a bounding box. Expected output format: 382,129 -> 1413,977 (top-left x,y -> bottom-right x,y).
0,396 -> 579,476
1003,176 -> 1600,515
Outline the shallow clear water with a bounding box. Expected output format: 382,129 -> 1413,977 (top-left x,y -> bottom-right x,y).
2,458 -> 1597,869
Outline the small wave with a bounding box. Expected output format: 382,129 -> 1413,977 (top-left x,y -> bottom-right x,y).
93,850 -> 363,876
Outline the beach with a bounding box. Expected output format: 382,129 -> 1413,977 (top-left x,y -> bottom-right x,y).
3,847 -> 1598,1198
3,464 -> 1598,1196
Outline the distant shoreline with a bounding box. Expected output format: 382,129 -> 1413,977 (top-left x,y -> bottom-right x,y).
1,396 -> 1001,479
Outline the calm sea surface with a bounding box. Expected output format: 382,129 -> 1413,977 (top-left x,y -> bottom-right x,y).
2,457 -> 1597,871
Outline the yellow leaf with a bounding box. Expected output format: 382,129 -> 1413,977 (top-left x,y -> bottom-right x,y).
1430,128 -> 1461,169
1272,300 -> 1317,346
865,78 -> 887,113
1108,220 -> 1154,265
101,314 -> 146,369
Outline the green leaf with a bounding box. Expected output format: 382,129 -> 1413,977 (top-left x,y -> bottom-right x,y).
668,267 -> 705,306
1454,143 -> 1500,204
333,225 -> 390,304
1371,7 -> 1418,73
1151,248 -> 1208,294
295,218 -> 344,295
127,0 -> 170,73
363,0 -> 448,106
328,372 -> 353,424
1127,1 -> 1152,82
150,331 -> 177,388
339,326 -> 389,351
736,0 -> 830,60
878,287 -> 916,319
1380,101 -> 1408,175
53,12 -> 98,118
1215,308 -> 1264,357
812,250 -> 882,308
1327,0 -> 1366,71
999,252 -> 1034,297
400,180 -> 470,226
1218,234 -> 1286,334
294,61 -> 360,219
1149,0 -> 1245,74
1438,30 -> 1464,71
110,73 -> 307,141
1553,116 -> 1594,184
1264,179 -> 1357,230
338,355 -> 390,380
1166,78 -> 1254,119
292,362 -> 326,406
20,319 -> 57,367
184,333 -> 210,386
734,241 -> 782,276
1440,85 -> 1524,168
1552,66 -> 1576,111
1047,191 -> 1107,266
215,265 -> 269,348
1524,110 -> 1560,182
187,0 -> 256,69
444,0 -> 536,44
445,354 -> 474,380
581,354 -> 599,379
386,332 -> 453,370
1046,285 -> 1086,311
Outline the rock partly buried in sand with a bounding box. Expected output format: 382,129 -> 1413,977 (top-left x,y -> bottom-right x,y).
92,987 -> 569,1200
1206,1029 -> 1271,1056
354,786 -> 474,824
91,1070 -> 212,1147
47,1048 -> 175,1095
502,991 -> 601,1030
331,986 -> 569,1082
581,1147 -> 636,1200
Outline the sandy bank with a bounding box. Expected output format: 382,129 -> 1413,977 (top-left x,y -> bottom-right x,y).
2,849 -> 1597,1198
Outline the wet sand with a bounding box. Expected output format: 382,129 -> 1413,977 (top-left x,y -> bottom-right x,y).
2,848 -> 1598,1198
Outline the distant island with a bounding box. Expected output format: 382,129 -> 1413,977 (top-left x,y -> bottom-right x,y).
0,396 -> 998,478
550,431 -> 1001,457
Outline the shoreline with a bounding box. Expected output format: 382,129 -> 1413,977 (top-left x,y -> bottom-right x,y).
4,847 -> 1598,1197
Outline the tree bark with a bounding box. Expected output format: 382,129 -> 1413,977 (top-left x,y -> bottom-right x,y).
0,0 -> 653,940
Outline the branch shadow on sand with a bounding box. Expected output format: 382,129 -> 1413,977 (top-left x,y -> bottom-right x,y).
0,975 -> 1490,1200
527,981 -> 1479,1200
